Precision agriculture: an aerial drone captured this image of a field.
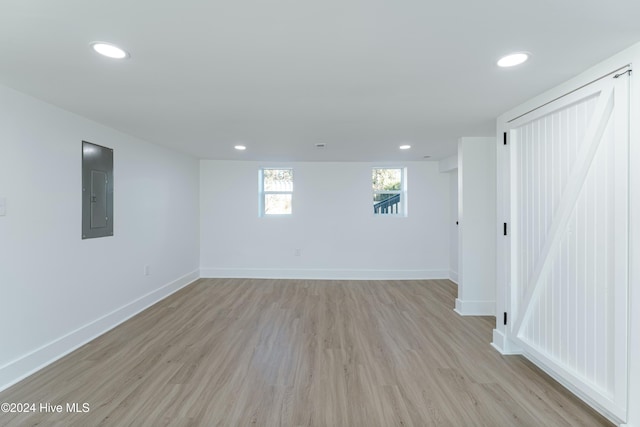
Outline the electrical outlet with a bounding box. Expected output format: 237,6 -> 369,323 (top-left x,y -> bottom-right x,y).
294,248 -> 302,256
144,265 -> 150,276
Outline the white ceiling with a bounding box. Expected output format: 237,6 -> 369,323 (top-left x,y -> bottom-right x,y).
1,1 -> 639,162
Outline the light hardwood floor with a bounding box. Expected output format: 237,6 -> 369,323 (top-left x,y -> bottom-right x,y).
0,278 -> 612,426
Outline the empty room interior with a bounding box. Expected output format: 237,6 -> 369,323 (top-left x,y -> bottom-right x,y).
1,1 -> 639,426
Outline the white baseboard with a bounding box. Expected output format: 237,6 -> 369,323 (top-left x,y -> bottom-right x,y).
490,329 -> 523,355
449,270 -> 458,284
453,298 -> 495,316
0,270 -> 200,393
200,268 -> 449,280
491,331 -> 624,424
521,345 -> 625,426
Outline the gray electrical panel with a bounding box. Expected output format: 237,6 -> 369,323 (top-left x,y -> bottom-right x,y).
82,141 -> 113,239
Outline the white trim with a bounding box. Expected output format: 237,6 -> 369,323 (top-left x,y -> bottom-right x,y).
372,167 -> 407,216
454,298 -> 495,316
449,270 -> 458,284
200,268 -> 448,280
522,347 -> 625,425
626,47 -> 640,427
491,329 -> 523,355
0,270 -> 200,393
259,167 -> 294,217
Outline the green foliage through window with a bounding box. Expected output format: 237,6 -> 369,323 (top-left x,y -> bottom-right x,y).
260,168 -> 293,215
372,168 -> 401,191
372,168 -> 404,215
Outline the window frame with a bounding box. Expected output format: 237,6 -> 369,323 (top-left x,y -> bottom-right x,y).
372,167 -> 407,216
259,167 -> 294,217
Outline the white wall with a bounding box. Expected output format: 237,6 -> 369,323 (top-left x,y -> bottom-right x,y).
438,154 -> 458,283
449,171 -> 459,283
0,85 -> 200,391
200,160 -> 450,279
455,137 -> 496,316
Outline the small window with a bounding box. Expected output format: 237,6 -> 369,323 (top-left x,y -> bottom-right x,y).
372,168 -> 405,215
260,168 -> 293,216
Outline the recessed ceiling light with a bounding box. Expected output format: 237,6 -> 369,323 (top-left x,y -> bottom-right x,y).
90,42 -> 129,59
234,145 -> 246,151
399,144 -> 411,150
497,52 -> 529,67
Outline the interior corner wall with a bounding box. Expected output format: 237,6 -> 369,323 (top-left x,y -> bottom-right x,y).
200,160 -> 450,279
455,137 -> 496,316
449,171 -> 459,283
0,84 -> 200,391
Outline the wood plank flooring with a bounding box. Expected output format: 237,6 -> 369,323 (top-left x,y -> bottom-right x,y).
0,278 -> 612,426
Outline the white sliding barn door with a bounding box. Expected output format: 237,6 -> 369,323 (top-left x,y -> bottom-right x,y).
505,73 -> 629,420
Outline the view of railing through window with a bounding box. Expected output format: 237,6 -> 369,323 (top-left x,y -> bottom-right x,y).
372,168 -> 404,215
373,193 -> 401,214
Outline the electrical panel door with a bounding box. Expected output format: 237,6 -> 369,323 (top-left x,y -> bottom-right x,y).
82,141 -> 113,239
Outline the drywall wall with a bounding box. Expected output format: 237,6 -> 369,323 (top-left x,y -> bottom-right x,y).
438,154 -> 458,283
449,171 -> 459,283
200,160 -> 450,279
455,137 -> 496,315
0,84 -> 200,391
